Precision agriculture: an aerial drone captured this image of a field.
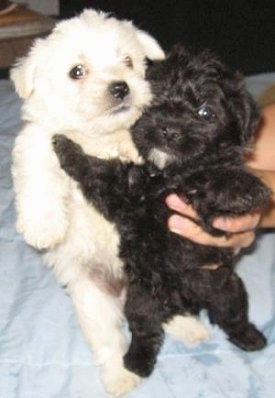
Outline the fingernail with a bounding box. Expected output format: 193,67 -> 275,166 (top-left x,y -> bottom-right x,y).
213,217 -> 231,230
166,194 -> 187,211
168,214 -> 186,233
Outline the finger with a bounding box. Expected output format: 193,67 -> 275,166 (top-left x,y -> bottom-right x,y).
168,214 -> 256,249
165,194 -> 198,219
166,194 -> 262,234
213,212 -> 261,233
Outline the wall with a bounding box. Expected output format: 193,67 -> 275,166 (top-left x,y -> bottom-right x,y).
15,0 -> 59,15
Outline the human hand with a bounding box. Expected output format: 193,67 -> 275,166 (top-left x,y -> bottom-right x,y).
166,194 -> 262,251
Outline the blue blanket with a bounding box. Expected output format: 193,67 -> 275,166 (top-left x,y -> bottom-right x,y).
0,75 -> 275,398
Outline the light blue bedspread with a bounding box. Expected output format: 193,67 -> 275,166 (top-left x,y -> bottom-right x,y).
0,74 -> 275,398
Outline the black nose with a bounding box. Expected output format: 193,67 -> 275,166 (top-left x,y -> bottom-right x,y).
161,127 -> 179,141
109,81 -> 129,100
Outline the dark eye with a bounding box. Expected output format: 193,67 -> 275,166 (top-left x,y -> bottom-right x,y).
198,105 -> 216,121
144,57 -> 154,69
69,65 -> 86,79
123,56 -> 133,69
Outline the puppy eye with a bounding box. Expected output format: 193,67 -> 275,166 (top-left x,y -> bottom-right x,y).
198,105 -> 216,121
144,57 -> 154,69
69,65 -> 86,79
123,56 -> 133,69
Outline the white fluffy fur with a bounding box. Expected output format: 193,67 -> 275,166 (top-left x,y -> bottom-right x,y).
11,9 -> 209,395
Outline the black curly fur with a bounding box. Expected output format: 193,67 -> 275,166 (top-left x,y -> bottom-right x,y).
53,45 -> 270,378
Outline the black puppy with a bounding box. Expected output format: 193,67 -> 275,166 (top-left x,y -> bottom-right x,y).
53,45 -> 270,378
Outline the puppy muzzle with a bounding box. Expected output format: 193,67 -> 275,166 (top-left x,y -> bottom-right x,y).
108,81 -> 130,100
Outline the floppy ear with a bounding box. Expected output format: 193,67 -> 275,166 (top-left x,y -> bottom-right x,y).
216,64 -> 261,145
232,78 -> 261,144
240,90 -> 261,143
10,54 -> 37,99
136,29 -> 165,61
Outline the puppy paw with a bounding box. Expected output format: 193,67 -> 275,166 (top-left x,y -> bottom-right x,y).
52,134 -> 88,181
102,365 -> 141,396
52,134 -> 78,160
17,211 -> 68,249
124,349 -> 156,378
52,134 -> 84,165
164,315 -> 210,345
186,169 -> 271,233
229,324 -> 267,351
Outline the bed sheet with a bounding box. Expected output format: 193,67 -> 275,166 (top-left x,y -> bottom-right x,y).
0,74 -> 275,398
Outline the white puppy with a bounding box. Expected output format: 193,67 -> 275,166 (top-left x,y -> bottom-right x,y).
11,9 -> 209,396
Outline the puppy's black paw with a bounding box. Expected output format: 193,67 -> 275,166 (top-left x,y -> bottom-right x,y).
185,168 -> 271,236
52,134 -> 87,181
124,349 -> 156,378
52,134 -> 82,163
229,324 -> 267,351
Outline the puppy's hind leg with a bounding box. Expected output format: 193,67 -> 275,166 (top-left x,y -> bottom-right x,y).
164,315 -> 210,345
207,272 -> 266,351
124,286 -> 165,378
69,273 -> 141,396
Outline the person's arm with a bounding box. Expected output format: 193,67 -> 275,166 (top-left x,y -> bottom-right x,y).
246,103 -> 275,228
166,104 -> 275,249
249,169 -> 275,228
247,104 -> 275,171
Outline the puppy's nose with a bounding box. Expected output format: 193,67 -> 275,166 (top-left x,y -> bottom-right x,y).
161,127 -> 179,141
109,81 -> 129,100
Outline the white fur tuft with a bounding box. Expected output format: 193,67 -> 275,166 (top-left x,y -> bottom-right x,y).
11,8 -> 206,395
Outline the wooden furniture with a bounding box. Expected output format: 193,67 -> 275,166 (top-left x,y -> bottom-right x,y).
0,2 -> 54,68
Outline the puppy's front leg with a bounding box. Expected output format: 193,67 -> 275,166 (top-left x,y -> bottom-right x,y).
52,134 -> 93,182
12,126 -> 70,249
53,134 -> 136,220
184,167 -> 271,236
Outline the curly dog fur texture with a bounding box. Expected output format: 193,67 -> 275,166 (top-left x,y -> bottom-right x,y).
10,8 -> 174,395
53,45 -> 270,378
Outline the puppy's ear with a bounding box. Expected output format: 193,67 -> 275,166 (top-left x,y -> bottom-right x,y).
136,30 -> 165,61
10,54 -> 37,99
230,76 -> 261,144
169,43 -> 190,58
240,91 -> 261,144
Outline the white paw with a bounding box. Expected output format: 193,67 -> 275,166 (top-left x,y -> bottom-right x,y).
17,213 -> 68,250
103,365 -> 141,396
164,315 -> 211,345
